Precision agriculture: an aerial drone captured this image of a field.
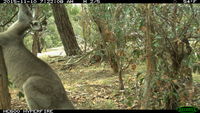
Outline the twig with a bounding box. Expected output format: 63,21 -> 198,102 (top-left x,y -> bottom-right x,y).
0,10 -> 18,28
154,7 -> 172,26
178,5 -> 195,39
65,47 -> 100,66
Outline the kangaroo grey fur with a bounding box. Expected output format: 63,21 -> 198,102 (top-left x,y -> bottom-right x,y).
0,4 -> 74,109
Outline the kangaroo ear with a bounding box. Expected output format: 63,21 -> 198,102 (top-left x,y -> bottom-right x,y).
17,4 -> 33,22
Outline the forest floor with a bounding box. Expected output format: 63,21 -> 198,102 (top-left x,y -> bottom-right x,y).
9,47 -> 200,109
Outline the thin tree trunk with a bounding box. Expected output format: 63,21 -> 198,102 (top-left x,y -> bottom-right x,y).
165,61 -> 179,109
32,32 -> 41,56
51,4 -> 81,56
141,4 -> 156,109
0,47 -> 11,109
32,5 -> 42,56
82,21 -> 87,53
81,5 -> 87,53
118,68 -> 124,90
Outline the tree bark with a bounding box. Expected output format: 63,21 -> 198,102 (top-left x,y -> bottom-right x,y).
32,32 -> 41,56
141,4 -> 156,109
118,69 -> 124,90
0,47 -> 11,109
32,5 -> 42,56
51,4 -> 81,56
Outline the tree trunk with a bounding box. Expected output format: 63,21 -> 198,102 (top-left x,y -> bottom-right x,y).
32,5 -> 42,56
32,32 -> 41,56
165,60 -> 179,109
141,4 -> 156,109
51,4 -> 81,56
81,5 -> 87,53
118,69 -> 124,90
165,42 -> 192,109
0,47 -> 11,109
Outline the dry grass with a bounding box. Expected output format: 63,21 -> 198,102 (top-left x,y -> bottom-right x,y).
10,56 -> 200,109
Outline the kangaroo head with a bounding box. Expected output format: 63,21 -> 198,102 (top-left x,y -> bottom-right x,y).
0,4 -> 42,46
17,4 -> 42,31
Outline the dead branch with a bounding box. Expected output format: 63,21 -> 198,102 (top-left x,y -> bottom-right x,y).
65,48 -> 99,66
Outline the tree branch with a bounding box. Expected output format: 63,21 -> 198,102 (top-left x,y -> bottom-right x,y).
178,5 -> 195,39
0,10 -> 18,28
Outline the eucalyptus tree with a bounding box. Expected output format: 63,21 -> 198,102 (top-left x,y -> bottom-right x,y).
88,4 -> 142,91
146,4 -> 200,109
51,4 -> 81,56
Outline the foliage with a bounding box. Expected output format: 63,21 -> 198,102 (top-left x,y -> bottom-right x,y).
1,4 -> 200,109
0,4 -> 17,29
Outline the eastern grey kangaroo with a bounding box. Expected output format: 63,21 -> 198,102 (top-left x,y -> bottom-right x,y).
0,4 -> 74,109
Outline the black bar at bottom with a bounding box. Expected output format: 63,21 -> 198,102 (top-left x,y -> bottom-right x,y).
0,110 -> 180,113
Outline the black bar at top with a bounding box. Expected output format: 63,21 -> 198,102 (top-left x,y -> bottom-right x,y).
1,0 -> 199,3
81,0 -> 196,3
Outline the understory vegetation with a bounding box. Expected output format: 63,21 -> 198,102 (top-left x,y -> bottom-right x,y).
0,4 -> 200,109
